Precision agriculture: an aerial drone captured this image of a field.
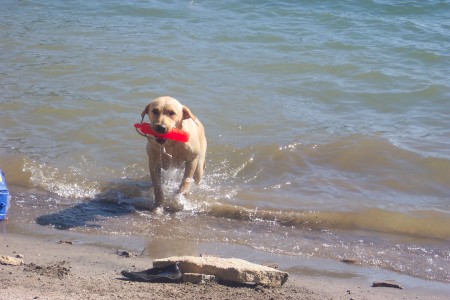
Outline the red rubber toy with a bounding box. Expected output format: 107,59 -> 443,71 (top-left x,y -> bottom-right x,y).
134,123 -> 190,143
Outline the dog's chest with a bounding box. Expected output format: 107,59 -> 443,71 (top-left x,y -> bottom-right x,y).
164,141 -> 194,160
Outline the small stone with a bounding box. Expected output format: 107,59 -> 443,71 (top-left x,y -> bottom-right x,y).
116,250 -> 133,257
0,255 -> 24,266
372,280 -> 403,289
58,240 -> 73,245
16,254 -> 25,259
341,259 -> 357,264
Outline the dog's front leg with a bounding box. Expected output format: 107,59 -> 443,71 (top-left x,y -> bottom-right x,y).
147,143 -> 164,208
178,157 -> 199,195
149,160 -> 164,207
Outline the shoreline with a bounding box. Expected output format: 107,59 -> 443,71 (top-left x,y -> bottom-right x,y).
1,227 -> 449,300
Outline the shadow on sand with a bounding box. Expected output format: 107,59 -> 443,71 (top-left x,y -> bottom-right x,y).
35,178 -> 155,230
36,199 -> 136,230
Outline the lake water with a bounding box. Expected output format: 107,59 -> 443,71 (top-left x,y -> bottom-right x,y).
1,0 -> 449,284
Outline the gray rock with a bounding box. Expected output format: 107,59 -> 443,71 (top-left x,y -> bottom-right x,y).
153,256 -> 288,287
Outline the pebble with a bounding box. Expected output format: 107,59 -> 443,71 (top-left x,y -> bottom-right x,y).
116,250 -> 133,258
372,280 -> 403,289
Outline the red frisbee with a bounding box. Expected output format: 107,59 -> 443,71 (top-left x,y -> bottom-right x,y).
134,123 -> 190,143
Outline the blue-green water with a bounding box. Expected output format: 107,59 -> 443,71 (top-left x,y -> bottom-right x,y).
1,0 -> 449,283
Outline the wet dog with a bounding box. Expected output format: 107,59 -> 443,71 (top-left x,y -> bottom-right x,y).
140,96 -> 207,208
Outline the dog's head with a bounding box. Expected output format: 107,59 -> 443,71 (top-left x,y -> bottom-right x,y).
141,96 -> 196,143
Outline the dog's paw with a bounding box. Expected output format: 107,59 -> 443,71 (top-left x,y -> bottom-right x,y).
163,194 -> 185,212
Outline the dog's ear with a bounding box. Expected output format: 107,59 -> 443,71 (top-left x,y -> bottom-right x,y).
182,106 -> 199,126
141,104 -> 150,119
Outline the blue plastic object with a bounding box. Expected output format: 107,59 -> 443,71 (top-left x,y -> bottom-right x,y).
0,169 -> 11,221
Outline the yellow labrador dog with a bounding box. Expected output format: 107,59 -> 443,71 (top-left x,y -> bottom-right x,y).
140,96 -> 207,208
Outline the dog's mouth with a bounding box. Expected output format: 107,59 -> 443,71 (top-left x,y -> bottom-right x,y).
155,137 -> 167,144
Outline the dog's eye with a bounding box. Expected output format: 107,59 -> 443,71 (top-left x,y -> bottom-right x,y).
152,109 -> 160,115
168,111 -> 176,116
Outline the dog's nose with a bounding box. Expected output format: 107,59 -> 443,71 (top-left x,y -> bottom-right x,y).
155,124 -> 167,134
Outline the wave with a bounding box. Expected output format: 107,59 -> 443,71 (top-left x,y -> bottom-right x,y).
0,154 -> 102,199
209,135 -> 450,203
4,134 -> 450,201
205,203 -> 450,240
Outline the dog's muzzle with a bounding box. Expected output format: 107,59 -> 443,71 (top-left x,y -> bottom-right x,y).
155,124 -> 168,134
152,123 -> 168,144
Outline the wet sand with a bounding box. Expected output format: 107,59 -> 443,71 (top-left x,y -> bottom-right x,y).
1,231 -> 448,300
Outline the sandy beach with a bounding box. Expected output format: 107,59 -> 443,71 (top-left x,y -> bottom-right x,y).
1,230 -> 448,300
